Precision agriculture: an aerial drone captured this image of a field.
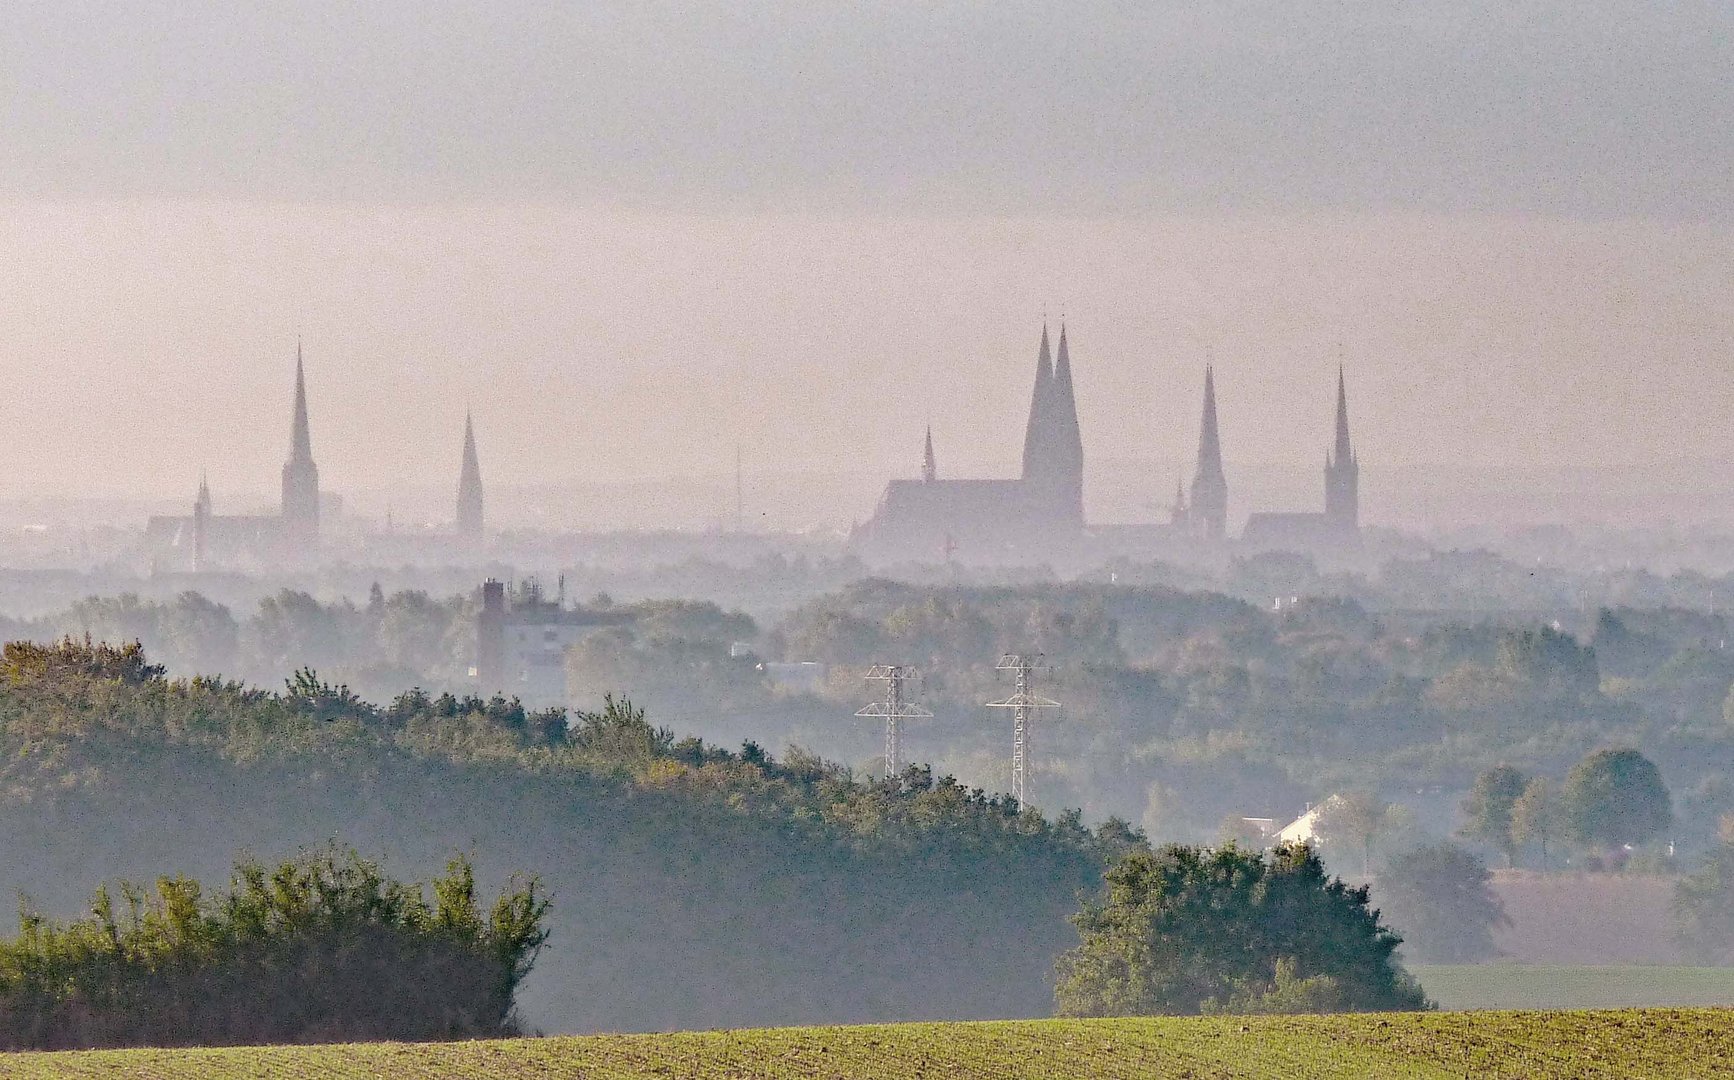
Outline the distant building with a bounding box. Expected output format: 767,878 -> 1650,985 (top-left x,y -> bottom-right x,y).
1242,367 -> 1361,551
475,579 -> 632,707
455,411 -> 484,541
280,343 -> 321,545
1175,365 -> 1228,542
851,323 -> 1086,561
146,346 -> 326,571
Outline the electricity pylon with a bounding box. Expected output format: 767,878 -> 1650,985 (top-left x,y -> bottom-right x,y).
855,665 -> 933,778
984,653 -> 1061,807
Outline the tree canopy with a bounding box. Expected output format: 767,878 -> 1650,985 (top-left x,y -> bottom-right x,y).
1053,843 -> 1426,1017
0,846 -> 547,1049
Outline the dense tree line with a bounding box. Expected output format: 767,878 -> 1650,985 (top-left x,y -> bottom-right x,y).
0,638 -> 1135,1033
8,573 -> 1732,857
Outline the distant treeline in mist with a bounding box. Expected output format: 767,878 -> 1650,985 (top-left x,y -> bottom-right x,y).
14,549 -> 1734,858
0,638 -> 1136,1033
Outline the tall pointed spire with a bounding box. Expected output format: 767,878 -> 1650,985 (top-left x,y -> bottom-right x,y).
1021,323 -> 1055,481
1332,364 -> 1353,465
456,410 -> 484,540
280,341 -> 321,539
1188,364 -> 1228,540
1048,321 -> 1085,525
290,340 -> 312,463
922,425 -> 937,483
1324,365 -> 1360,532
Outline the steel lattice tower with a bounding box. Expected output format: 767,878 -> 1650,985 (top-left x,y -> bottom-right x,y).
855,665 -> 933,778
985,653 -> 1061,807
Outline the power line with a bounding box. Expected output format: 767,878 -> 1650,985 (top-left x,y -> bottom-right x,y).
854,664 -> 934,779
984,653 -> 1061,807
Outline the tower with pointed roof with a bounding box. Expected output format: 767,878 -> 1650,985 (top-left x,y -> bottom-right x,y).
1188,366 -> 1228,540
1324,366 -> 1359,531
1047,323 -> 1085,526
1020,324 -> 1055,483
280,342 -> 321,541
456,411 -> 484,540
921,425 -> 937,483
192,472 -> 212,572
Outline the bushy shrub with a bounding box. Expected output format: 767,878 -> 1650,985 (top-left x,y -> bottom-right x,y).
1053,842 -> 1427,1017
0,846 -> 548,1049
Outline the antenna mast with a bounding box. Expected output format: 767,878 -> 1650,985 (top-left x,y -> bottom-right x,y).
985,653 -> 1061,807
855,664 -> 934,779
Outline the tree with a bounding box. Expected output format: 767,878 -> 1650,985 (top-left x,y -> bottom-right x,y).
1675,815 -> 1734,962
1459,765 -> 1528,867
0,847 -> 549,1049
1314,792 -> 1395,877
1510,777 -> 1562,870
1053,843 -> 1427,1016
1561,748 -> 1672,855
1375,844 -> 1506,963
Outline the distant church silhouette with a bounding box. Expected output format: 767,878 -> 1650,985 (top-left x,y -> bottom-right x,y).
152,344 -> 485,571
852,324 -> 1362,562
851,323 -> 1086,561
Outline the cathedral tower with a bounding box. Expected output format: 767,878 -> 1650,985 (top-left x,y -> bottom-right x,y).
1020,324 -> 1055,483
1017,321 -> 1085,529
1048,323 -> 1085,526
456,411 -> 484,540
1324,366 -> 1359,531
280,343 -> 321,540
192,472 -> 212,572
1188,365 -> 1228,540
922,425 -> 937,483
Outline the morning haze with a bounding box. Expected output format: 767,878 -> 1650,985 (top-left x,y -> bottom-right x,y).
8,2 -> 1734,1068
1,2 -> 1730,531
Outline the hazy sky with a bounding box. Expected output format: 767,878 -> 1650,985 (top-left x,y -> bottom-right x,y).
1,2 -> 1730,528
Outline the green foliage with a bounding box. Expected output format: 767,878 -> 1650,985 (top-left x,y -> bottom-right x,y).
1,636 -> 164,686
1053,842 -> 1426,1017
1375,844 -> 1506,963
1510,778 -> 1563,870
1460,765 -> 1529,867
1674,816 -> 1734,963
0,636 -> 1128,1032
0,846 -> 547,1049
1494,627 -> 1599,694
1561,748 -> 1672,853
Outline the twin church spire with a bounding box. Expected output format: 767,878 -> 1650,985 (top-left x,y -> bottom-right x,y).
1020,323 -> 1085,527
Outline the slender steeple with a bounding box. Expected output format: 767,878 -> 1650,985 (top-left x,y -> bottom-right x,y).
1047,321 -> 1085,526
289,343 -> 312,463
280,341 -> 321,539
456,410 -> 484,539
1021,323 -> 1055,481
1324,365 -> 1359,531
1188,365 -> 1228,540
192,472 -> 212,572
1332,364 -> 1353,466
922,425 -> 937,483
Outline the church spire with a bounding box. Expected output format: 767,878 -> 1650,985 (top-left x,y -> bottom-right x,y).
1332,363 -> 1353,466
922,425 -> 937,483
456,410 -> 484,540
280,341 -> 321,539
1021,323 -> 1055,481
1187,364 -> 1228,540
1048,321 -> 1085,525
290,340 -> 312,464
1324,365 -> 1360,532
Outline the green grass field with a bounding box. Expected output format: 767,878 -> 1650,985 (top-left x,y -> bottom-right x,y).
2,1010 -> 1732,1079
1416,965 -> 1734,1010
